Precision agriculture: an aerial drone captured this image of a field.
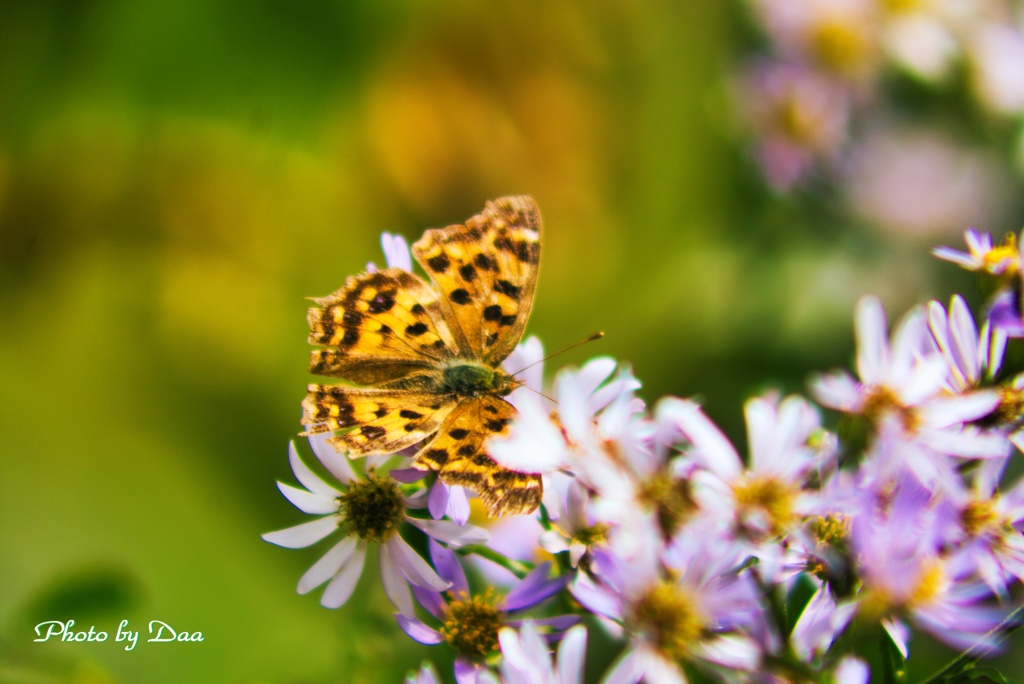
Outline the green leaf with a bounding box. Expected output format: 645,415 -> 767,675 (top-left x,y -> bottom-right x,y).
879,626 -> 907,684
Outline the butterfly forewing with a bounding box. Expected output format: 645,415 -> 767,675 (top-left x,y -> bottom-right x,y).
412,196 -> 541,365
307,268 -> 457,385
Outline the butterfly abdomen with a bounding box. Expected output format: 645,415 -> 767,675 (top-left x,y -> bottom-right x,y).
440,361 -> 515,397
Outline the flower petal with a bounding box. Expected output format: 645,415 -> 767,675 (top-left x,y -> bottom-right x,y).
321,545 -> 367,609
261,515 -> 339,549
380,540 -> 415,617
447,485 -> 470,525
656,398 -> 742,480
288,441 -> 342,496
407,517 -> 489,547
428,481 -> 450,520
506,562 -> 565,612
430,539 -> 470,595
277,481 -> 338,515
557,625 -> 588,684
855,296 -> 888,385
390,536 -> 450,591
396,614 -> 445,645
298,537 -> 358,593
309,433 -> 356,484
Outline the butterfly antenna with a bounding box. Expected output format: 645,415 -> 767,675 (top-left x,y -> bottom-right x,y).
509,332 -> 604,377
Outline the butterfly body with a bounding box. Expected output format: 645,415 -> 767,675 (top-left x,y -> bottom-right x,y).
302,196 -> 543,516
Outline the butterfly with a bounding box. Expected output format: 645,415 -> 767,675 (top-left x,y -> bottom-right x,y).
302,196 -> 543,517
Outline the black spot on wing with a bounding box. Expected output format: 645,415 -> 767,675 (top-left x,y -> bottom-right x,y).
474,253 -> 497,271
361,425 -> 386,440
342,328 -> 360,347
448,428 -> 470,440
483,305 -> 502,321
406,322 -> 429,337
495,280 -> 520,298
458,263 -> 477,282
399,409 -> 423,419
423,448 -> 448,466
450,289 -> 472,305
368,293 -> 395,314
428,254 -> 451,273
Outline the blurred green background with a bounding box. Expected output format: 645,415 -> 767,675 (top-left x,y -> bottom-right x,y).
2,1 -> 1021,682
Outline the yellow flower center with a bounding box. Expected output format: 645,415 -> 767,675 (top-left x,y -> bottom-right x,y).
637,470 -> 699,538
732,475 -> 798,537
811,513 -> 851,546
995,385 -> 1024,427
629,582 -> 706,663
810,19 -> 871,74
862,387 -> 920,433
861,557 -> 947,620
962,497 -> 1003,540
339,474 -> 405,543
982,233 -> 1020,274
908,559 -> 947,606
882,0 -> 923,13
572,522 -> 610,548
441,589 -> 504,661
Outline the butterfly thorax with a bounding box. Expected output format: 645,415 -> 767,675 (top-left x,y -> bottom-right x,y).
440,361 -> 517,398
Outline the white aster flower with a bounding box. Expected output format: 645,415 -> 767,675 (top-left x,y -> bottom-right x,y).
262,435 -> 487,615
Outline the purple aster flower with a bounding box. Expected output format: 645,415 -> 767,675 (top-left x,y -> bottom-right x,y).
538,479 -> 610,569
811,296 -> 1004,488
733,59 -> 853,191
397,541 -> 578,684
658,395 -> 828,566
933,229 -> 1020,276
495,621 -> 587,684
927,295 -> 1006,393
942,463 -> 1024,599
262,435 -> 487,615
850,479 -> 1006,653
571,534 -> 762,683
987,287 -> 1024,338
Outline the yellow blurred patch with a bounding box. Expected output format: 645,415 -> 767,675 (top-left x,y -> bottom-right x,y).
158,251 -> 286,383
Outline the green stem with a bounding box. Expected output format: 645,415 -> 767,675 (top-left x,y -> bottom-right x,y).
455,545 -> 534,579
920,604 -> 1024,683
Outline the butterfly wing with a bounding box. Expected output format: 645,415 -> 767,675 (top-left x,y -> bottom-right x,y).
412,196 -> 541,365
414,394 -> 542,516
303,386 -> 458,456
308,268 -> 458,385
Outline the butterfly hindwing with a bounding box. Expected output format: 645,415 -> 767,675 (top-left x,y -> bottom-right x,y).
414,394 -> 543,517
412,196 -> 540,365
303,386 -> 458,456
308,268 -> 457,385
